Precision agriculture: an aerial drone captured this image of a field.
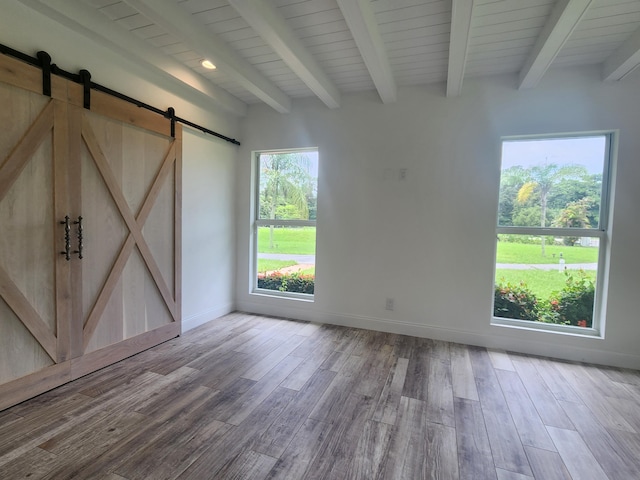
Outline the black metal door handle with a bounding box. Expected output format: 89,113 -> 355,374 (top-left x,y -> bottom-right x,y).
73,216 -> 83,259
60,215 -> 71,261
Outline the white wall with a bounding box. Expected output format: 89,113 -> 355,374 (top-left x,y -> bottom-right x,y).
235,66 -> 640,369
1,2 -> 241,333
182,129 -> 237,331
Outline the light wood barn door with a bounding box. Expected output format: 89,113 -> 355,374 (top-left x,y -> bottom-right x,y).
0,83 -> 72,410
0,53 -> 182,409
68,105 -> 181,377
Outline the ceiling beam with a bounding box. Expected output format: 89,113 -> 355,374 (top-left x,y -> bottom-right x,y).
447,0 -> 475,97
519,0 -> 593,90
19,0 -> 248,117
603,27 -> 640,81
228,0 -> 340,109
123,0 -> 291,113
336,0 -> 396,104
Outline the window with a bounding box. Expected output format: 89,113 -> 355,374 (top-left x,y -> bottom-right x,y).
253,149 -> 318,298
493,134 -> 612,333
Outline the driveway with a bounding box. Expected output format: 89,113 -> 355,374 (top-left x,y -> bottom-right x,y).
495,263 -> 597,270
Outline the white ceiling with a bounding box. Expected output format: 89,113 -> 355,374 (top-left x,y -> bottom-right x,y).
20,0 -> 640,116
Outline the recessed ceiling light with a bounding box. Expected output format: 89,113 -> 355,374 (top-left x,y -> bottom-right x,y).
201,59 -> 216,70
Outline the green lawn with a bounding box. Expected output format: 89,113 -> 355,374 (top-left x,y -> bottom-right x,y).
257,259 -> 297,273
258,226 -> 316,254
495,268 -> 597,299
496,242 -> 598,264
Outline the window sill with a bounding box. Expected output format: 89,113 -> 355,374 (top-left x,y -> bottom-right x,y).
251,289 -> 315,303
491,317 -> 603,339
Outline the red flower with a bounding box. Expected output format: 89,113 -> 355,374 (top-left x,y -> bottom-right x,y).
577,320 -> 587,327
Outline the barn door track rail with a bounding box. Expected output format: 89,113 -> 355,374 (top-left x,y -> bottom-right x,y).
0,42 -> 241,146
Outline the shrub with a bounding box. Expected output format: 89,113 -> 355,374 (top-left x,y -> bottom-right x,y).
494,280 -> 538,321
548,270 -> 595,327
257,272 -> 315,294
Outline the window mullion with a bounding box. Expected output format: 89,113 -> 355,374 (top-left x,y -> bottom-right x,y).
497,226 -> 605,238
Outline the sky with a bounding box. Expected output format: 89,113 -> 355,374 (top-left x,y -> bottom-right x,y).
501,136 -> 607,175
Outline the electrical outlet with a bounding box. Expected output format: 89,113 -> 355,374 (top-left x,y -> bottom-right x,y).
385,298 -> 395,311
399,168 -> 407,180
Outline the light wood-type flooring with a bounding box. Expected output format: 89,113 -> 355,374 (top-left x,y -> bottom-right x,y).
1,312 -> 640,479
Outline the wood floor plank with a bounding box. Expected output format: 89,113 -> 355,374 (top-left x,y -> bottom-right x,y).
380,396 -> 426,480
426,357 -> 455,427
469,348 -> 533,477
0,393 -> 93,463
509,355 -> 574,429
559,400 -> 640,479
402,338 -> 431,401
605,429 -> 640,476
38,412 -> 151,479
345,420 -> 394,480
214,450 -> 278,480
530,358 -> 583,404
495,468 -> 534,480
183,330 -> 259,369
144,341 -> 212,375
454,397 -> 497,480
112,406 -> 232,479
495,369 -> 556,451
488,349 -> 516,371
429,339 -> 451,364
546,426 -> 609,480
192,350 -> 251,388
606,394 -> 640,433
265,418 -> 332,480
352,343 -> 396,399
196,375 -> 256,422
308,353 -> 367,422
131,367 -> 206,419
578,362 -> 637,401
304,392 -> 373,480
425,421 -> 459,480
288,327 -> 334,359
371,356 -> 409,425
241,334 -> 307,381
599,366 -> 640,386
45,393 -> 223,479
177,387 -> 297,480
0,447 -> 57,480
450,343 -> 480,401
252,368 -> 337,458
225,355 -> 304,425
523,446 -> 572,480
280,341 -> 334,391
318,328 -> 362,372
555,361 -> 637,432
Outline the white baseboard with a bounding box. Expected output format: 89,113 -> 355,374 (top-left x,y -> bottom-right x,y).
182,303 -> 235,333
237,299 -> 640,370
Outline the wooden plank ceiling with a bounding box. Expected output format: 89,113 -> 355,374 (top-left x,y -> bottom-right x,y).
19,0 -> 640,115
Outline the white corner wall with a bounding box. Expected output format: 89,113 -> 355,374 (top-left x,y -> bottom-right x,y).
235,66 -> 640,369
182,129 -> 237,331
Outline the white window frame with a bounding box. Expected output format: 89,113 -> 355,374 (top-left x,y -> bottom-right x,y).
492,132 -> 614,337
252,148 -> 318,300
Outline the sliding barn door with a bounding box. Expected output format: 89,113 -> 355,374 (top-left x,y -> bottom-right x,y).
69,105 -> 181,376
0,82 -> 72,408
0,53 -> 181,409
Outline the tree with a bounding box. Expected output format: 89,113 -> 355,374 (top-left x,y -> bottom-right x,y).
498,166 -> 527,226
515,164 -> 588,256
553,198 -> 592,245
548,174 -> 602,227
